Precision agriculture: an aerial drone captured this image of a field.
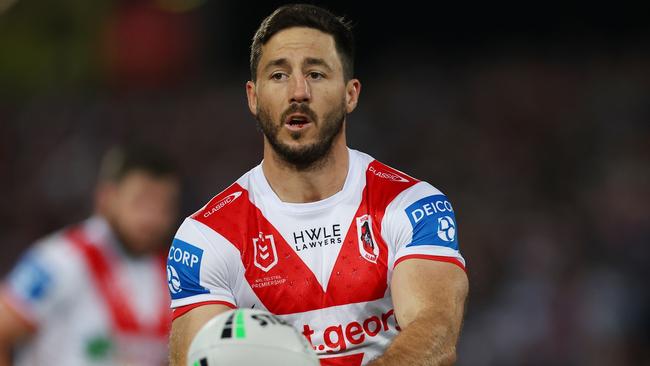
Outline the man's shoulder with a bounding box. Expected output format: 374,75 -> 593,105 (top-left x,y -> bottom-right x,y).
189,166 -> 258,222
24,223 -> 87,266
352,150 -> 451,216
190,182 -> 248,222
352,150 -> 426,208
2,221 -> 90,313
351,148 -> 417,185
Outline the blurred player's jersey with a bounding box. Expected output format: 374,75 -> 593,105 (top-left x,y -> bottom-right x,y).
168,149 -> 465,366
1,217 -> 170,366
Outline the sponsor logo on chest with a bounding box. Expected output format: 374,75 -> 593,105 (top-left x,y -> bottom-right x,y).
292,224 -> 342,252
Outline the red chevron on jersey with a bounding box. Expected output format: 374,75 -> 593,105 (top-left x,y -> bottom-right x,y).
191,160 -> 418,314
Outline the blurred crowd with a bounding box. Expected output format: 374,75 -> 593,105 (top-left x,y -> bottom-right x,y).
1,1 -> 648,365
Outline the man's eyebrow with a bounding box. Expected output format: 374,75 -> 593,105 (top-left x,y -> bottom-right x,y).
263,57 -> 333,73
303,57 -> 332,72
263,58 -> 290,72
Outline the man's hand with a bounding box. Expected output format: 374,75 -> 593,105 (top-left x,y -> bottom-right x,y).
169,304 -> 232,366
369,259 -> 468,366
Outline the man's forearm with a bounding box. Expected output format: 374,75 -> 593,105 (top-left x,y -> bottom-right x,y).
368,311 -> 459,366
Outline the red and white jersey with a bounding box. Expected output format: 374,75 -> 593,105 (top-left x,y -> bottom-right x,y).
168,149 -> 465,365
1,217 -> 171,366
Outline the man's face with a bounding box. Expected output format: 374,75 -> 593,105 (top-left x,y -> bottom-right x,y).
104,171 -> 179,255
247,27 -> 360,168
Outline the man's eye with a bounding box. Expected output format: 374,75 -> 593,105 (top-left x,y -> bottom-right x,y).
308,72 -> 324,80
271,73 -> 287,80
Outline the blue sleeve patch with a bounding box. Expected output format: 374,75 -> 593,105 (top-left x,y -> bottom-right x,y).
8,255 -> 53,303
404,194 -> 459,250
167,238 -> 209,300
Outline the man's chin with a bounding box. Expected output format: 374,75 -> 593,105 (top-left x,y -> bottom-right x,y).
277,127 -> 313,142
275,139 -> 320,155
119,235 -> 162,256
126,241 -> 161,256
271,142 -> 332,169
275,133 -> 319,150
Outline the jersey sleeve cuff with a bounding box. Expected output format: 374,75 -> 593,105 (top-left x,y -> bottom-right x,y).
171,300 -> 236,321
394,254 -> 466,272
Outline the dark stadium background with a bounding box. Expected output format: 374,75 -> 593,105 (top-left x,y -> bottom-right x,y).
1,1 -> 648,364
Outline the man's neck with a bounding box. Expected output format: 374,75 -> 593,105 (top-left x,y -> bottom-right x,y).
261,135 -> 349,203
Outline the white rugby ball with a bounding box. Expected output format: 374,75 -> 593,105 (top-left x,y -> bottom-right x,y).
187,308 -> 319,366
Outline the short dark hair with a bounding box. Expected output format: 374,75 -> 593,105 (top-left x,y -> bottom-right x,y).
250,4 -> 355,82
98,144 -> 177,183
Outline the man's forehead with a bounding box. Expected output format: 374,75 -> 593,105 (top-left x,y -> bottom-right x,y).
261,27 -> 338,64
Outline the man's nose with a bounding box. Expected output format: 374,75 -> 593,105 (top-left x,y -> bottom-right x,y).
290,74 -> 311,103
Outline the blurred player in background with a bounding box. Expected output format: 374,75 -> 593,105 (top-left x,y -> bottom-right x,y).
0,145 -> 180,366
168,4 -> 468,366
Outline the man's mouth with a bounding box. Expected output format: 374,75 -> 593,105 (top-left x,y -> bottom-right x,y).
285,114 -> 312,130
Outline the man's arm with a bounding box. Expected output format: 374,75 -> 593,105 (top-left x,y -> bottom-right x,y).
169,304 -> 232,366
0,297 -> 34,366
369,259 -> 468,366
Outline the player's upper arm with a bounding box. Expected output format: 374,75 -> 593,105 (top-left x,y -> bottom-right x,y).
382,181 -> 468,330
169,304 -> 232,366
391,258 -> 468,330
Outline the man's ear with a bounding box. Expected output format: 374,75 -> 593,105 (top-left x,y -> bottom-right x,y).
345,79 -> 361,113
246,81 -> 258,116
94,182 -> 117,216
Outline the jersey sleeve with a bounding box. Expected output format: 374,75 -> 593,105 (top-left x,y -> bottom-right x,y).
167,218 -> 240,314
1,235 -> 80,328
382,182 -> 466,271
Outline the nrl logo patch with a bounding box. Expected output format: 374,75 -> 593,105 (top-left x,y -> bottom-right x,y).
253,232 -> 278,272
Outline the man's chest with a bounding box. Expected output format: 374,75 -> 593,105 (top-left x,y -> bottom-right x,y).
263,208 -> 356,289
228,205 -> 392,316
